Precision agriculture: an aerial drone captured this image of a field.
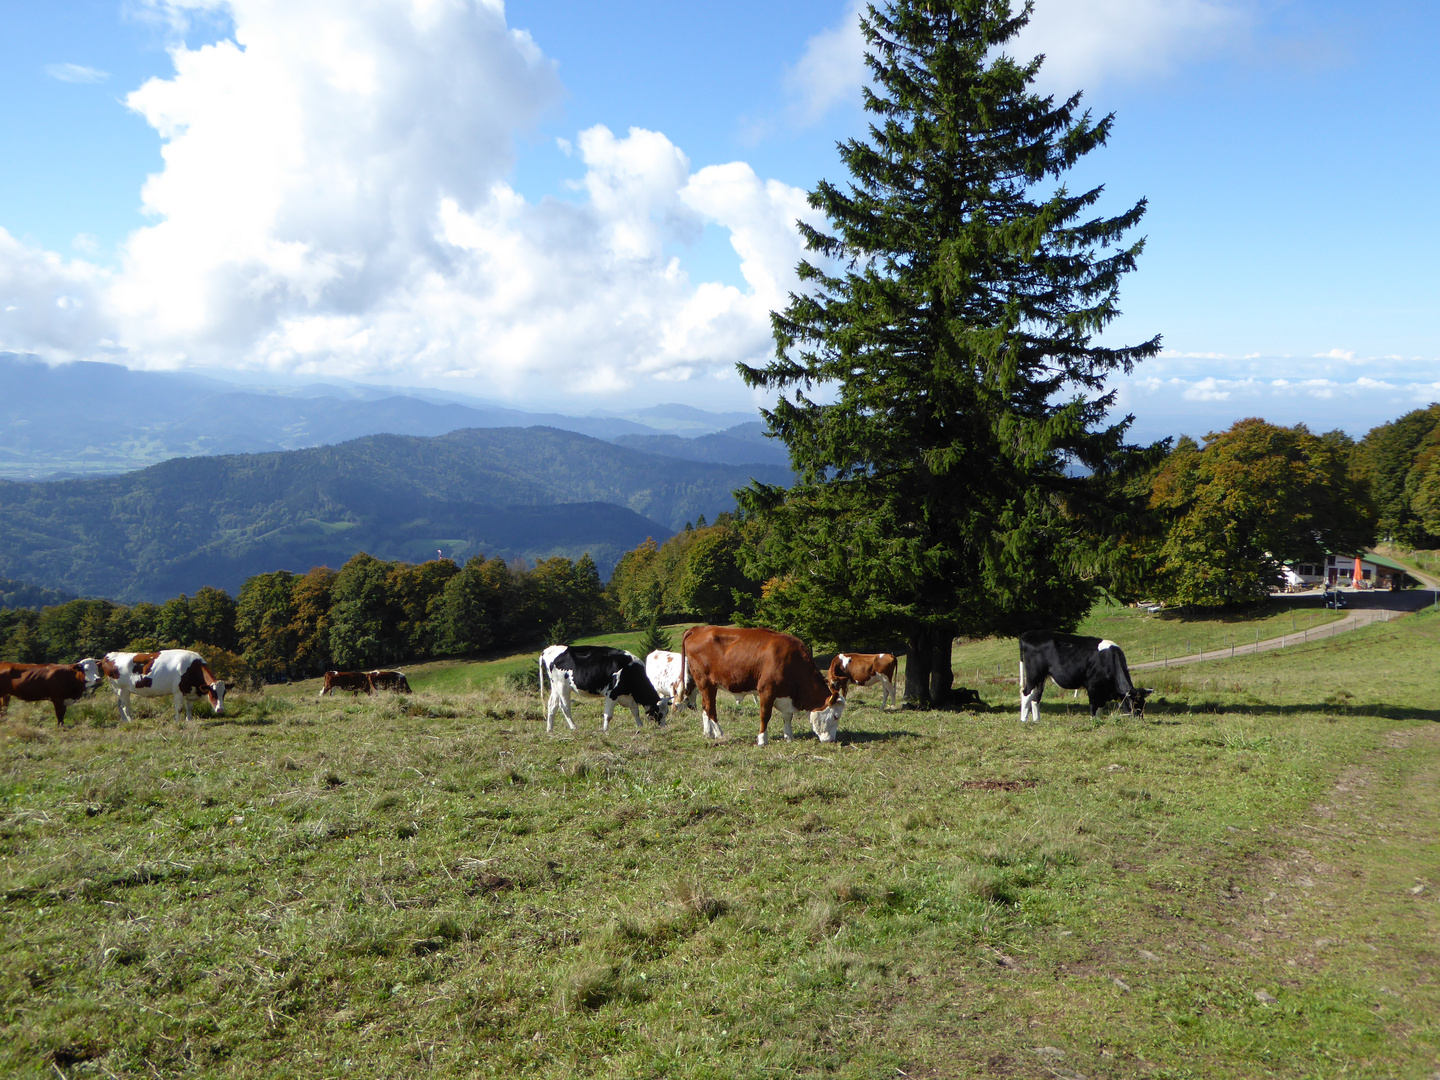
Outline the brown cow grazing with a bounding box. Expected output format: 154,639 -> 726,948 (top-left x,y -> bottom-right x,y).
826,652 -> 899,709
319,670 -> 372,697
0,659 -> 104,726
367,670 -> 412,693
680,625 -> 845,746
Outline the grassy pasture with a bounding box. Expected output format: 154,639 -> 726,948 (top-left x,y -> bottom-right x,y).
3,609 -> 1440,1078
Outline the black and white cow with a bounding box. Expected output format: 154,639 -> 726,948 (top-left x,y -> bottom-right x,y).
1018,631 -> 1149,722
538,645 -> 667,733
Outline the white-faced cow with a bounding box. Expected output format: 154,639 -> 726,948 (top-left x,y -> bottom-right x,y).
319,670 -> 373,696
0,659 -> 104,726
102,649 -> 226,723
539,645 -> 666,733
1018,631 -> 1149,722
680,625 -> 844,746
367,669 -> 412,693
826,652 -> 898,709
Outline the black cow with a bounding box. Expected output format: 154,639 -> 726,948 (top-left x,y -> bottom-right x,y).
1018,631 -> 1149,722
538,645 -> 667,733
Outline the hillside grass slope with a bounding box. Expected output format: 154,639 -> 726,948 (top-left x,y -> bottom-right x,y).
2,607 -> 1437,1077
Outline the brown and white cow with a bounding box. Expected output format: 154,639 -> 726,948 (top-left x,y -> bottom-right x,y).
366,669 -> 412,693
826,652 -> 899,709
101,650 -> 226,723
0,659 -> 104,725
680,625 -> 844,746
319,670 -> 372,697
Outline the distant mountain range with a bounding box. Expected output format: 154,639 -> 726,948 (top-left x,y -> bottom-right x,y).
0,353 -> 773,480
0,427 -> 791,603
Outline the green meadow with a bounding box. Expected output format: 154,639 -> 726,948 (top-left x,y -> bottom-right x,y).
2,606 -> 1439,1078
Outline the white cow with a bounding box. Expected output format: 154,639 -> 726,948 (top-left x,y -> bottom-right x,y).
646,649 -> 755,712
101,650 -> 227,723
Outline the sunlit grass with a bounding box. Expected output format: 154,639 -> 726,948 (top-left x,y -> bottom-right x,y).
2,609 -> 1438,1077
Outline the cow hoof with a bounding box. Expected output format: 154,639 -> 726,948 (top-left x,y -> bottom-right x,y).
756,732 -> 768,747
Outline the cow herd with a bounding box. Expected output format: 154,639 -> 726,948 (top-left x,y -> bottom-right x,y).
0,625 -> 1149,740
0,649 -> 225,726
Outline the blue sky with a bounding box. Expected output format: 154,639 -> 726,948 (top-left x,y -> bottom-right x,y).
1,0 -> 1437,443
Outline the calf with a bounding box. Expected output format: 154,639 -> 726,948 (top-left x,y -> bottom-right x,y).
539,645 -> 666,733
0,660 -> 104,726
826,652 -> 898,709
102,650 -> 226,723
367,670 -> 412,693
681,625 -> 844,746
1018,631 -> 1149,722
319,670 -> 373,697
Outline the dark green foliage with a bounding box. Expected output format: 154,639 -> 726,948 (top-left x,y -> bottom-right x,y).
1353,404 -> 1440,546
737,0 -> 1158,703
0,427 -> 785,603
1147,419 -> 1376,606
608,520 -> 760,628
0,577 -> 76,611
637,618 -> 672,657
236,571 -> 299,680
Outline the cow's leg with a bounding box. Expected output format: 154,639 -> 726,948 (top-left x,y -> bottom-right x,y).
1019,662 -> 1044,722
878,674 -> 894,709
756,694 -> 774,747
114,687 -> 133,723
629,699 -> 643,731
601,696 -> 614,732
775,698 -> 795,742
53,698 -> 67,726
701,686 -> 724,739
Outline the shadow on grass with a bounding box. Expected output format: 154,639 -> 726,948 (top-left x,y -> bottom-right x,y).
839,728 -> 926,745
1143,701 -> 1440,723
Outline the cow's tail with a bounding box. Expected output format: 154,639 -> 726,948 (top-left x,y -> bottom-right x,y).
537,655 -> 547,701
679,627 -> 691,710
1018,659 -> 1027,696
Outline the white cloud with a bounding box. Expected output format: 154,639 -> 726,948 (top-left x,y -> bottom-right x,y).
0,0 -> 829,400
45,63 -> 110,83
784,0 -> 868,126
1015,0 -> 1244,93
1315,347 -> 1356,360
777,0 -> 1246,131
0,228 -> 111,360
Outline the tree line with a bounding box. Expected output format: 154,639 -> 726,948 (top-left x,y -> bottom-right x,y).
0,551 -> 616,681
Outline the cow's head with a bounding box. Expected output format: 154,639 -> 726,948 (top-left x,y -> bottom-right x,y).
208,680 -> 227,716
76,657 -> 105,689
1121,687 -> 1151,719
809,691 -> 845,743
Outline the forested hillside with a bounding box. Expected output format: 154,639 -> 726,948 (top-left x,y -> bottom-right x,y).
0,427 -> 789,602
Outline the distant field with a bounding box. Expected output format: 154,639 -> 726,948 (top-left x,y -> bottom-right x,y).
3,608 -> 1439,1077
388,601 -> 1350,703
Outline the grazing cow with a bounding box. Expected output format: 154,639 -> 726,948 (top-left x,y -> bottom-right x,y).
681,625 -> 844,746
367,670 -> 412,693
0,660 -> 104,725
646,650 -> 694,709
826,652 -> 899,709
102,650 -> 227,723
1018,631 -> 1149,722
538,645 -> 666,733
319,671 -> 373,697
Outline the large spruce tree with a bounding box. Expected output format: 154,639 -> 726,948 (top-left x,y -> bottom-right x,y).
738,0 -> 1160,705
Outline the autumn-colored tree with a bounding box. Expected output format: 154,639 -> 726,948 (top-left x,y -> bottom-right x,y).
1149,419 -> 1375,606
289,566 -> 337,675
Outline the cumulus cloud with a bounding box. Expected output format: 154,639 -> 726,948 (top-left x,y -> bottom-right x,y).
45,63 -> 110,83
0,0 -> 826,397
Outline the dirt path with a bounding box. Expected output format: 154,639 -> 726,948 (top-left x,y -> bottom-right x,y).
1132,592 -> 1439,671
